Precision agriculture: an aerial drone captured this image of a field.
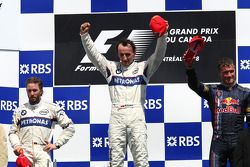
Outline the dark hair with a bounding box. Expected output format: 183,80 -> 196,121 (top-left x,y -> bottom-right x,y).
115,39 -> 136,53
25,77 -> 43,90
217,57 -> 235,71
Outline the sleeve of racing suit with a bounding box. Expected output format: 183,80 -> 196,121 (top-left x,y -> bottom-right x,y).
8,109 -> 22,149
80,33 -> 110,78
186,68 -> 210,100
144,33 -> 168,79
245,93 -> 250,128
54,106 -> 75,148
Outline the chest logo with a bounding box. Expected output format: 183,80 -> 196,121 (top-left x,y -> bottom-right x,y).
21,110 -> 27,116
116,69 -> 122,74
220,97 -> 239,106
39,109 -> 49,115
132,68 -> 139,75
216,90 -> 222,97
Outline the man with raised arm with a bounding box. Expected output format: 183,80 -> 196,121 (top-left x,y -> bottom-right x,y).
80,16 -> 169,167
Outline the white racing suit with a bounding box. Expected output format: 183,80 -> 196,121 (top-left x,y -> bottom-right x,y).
9,100 -> 75,167
81,32 -> 167,167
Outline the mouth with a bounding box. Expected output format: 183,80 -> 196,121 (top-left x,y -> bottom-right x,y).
121,62 -> 129,66
30,97 -> 36,101
224,78 -> 235,85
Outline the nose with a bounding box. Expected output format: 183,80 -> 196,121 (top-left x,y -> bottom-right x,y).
120,54 -> 127,61
30,91 -> 35,96
225,72 -> 233,77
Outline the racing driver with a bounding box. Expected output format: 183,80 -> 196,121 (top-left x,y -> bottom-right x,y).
9,77 -> 75,166
183,55 -> 250,167
79,16 -> 168,167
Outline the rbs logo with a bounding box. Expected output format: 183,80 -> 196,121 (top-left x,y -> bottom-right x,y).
92,137 -> 109,148
55,100 -> 88,111
20,64 -> 52,74
67,100 -> 88,110
144,99 -> 162,109
179,136 -> 200,146
167,136 -> 200,147
0,100 -> 18,111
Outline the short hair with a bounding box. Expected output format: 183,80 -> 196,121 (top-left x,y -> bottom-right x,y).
217,57 -> 235,71
25,77 -> 43,90
116,39 -> 136,53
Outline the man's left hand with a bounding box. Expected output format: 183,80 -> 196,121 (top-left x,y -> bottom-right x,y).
43,141 -> 57,152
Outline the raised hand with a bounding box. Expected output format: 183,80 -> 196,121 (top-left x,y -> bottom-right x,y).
80,22 -> 91,36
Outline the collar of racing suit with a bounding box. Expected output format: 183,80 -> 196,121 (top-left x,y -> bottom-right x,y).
219,83 -> 238,91
27,100 -> 42,110
119,61 -> 135,71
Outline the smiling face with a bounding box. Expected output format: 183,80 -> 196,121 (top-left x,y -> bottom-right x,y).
219,64 -> 236,88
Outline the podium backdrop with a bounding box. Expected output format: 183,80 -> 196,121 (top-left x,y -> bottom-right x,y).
1,0 -> 250,167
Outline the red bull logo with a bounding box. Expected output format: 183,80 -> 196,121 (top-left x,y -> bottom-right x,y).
216,97 -> 240,113
220,97 -> 239,106
216,106 -> 240,113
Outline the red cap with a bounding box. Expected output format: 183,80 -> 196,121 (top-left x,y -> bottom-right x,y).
183,35 -> 206,65
188,35 -> 205,52
16,152 -> 32,167
149,15 -> 167,37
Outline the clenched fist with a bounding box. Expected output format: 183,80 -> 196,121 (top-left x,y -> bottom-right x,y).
80,22 -> 91,36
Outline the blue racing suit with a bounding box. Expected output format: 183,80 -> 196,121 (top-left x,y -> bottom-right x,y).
186,68 -> 250,167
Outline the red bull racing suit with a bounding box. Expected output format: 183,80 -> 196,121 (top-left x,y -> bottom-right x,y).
233,128 -> 250,167
9,100 -> 75,166
81,32 -> 167,167
186,68 -> 250,167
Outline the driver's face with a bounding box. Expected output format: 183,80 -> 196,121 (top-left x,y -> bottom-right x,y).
118,44 -> 135,66
26,83 -> 42,105
219,64 -> 236,87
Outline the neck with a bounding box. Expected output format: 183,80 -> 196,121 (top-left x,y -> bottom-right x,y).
29,99 -> 41,105
121,60 -> 134,67
222,82 -> 236,89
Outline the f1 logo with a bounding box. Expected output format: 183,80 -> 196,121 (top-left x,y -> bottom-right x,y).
80,30 -> 155,64
80,30 -> 123,63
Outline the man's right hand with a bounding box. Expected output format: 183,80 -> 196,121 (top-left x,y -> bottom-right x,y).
80,22 -> 91,36
183,35 -> 205,69
14,146 -> 23,156
183,50 -> 194,69
149,15 -> 169,38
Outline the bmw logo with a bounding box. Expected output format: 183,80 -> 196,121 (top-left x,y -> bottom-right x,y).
116,69 -> 122,74
21,110 -> 27,116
